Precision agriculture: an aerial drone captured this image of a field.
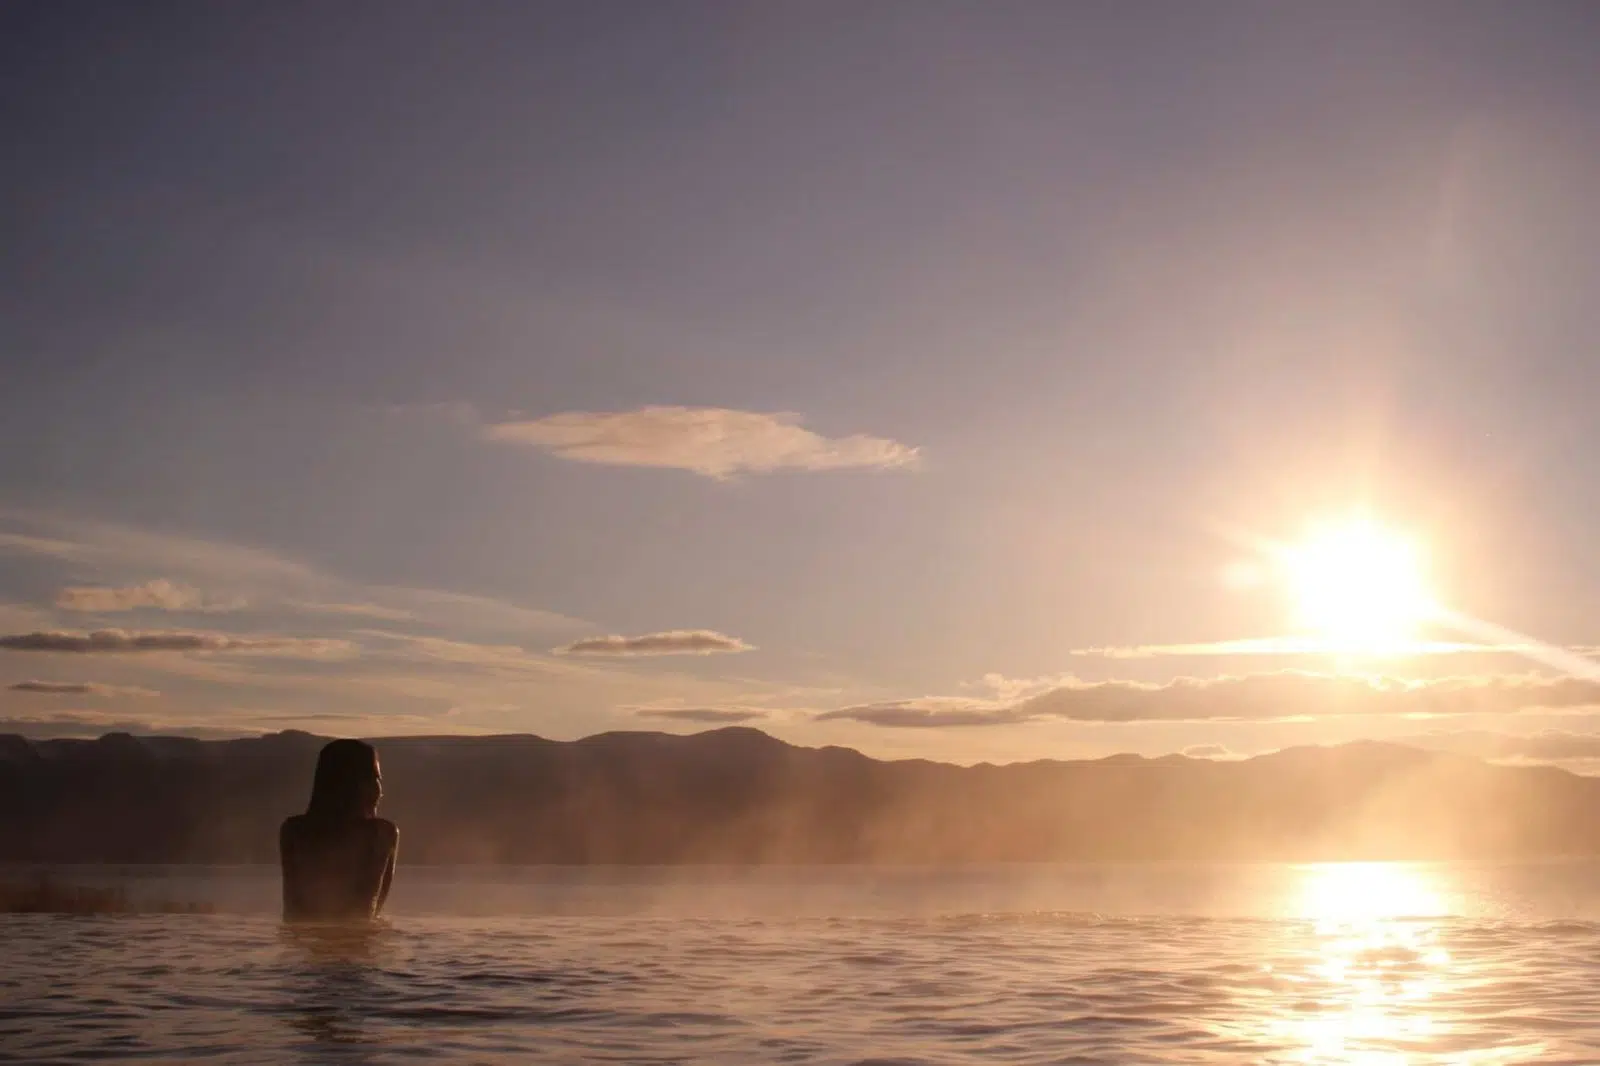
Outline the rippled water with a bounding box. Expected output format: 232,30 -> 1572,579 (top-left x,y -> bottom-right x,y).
5,863 -> 1600,1064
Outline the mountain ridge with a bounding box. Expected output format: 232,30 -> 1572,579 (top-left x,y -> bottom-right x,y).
1,727 -> 1593,864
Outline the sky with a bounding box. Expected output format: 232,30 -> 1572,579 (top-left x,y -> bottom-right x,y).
3,1 -> 1600,767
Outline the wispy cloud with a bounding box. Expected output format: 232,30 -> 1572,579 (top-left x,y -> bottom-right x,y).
0,603 -> 62,632
0,713 -> 253,740
0,512 -> 321,586
367,586 -> 583,635
286,600 -> 418,622
57,579 -> 242,613
1180,743 -> 1238,759
818,699 -> 1032,728
0,532 -> 82,559
362,631 -> 571,675
1396,729 -> 1600,762
632,706 -> 768,723
0,629 -> 351,657
816,671 -> 1600,727
8,680 -> 158,697
0,708 -> 457,740
484,406 -> 920,479
557,630 -> 753,657
0,515 -> 802,741
1069,637 -> 1537,659
0,511 -> 586,637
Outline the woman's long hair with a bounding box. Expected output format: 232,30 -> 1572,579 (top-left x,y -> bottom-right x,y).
305,739 -> 382,821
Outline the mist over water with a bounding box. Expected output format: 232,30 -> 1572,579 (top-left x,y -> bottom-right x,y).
16,860 -> 1600,920
7,862 -> 1600,1064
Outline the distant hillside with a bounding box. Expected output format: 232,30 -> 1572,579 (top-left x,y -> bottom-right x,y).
1,727 -> 1595,863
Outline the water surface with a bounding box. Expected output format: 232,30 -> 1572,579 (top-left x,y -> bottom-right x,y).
5,862 -> 1599,1064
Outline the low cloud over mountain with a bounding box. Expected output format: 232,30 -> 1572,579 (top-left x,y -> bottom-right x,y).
817,671 -> 1600,726
557,630 -> 753,657
633,707 -> 768,723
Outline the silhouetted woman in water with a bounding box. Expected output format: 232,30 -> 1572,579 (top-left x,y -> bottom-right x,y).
280,739 -> 398,922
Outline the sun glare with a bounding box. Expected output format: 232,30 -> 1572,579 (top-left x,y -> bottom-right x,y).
1294,862 -> 1447,925
1263,864 -> 1473,1064
1278,517 -> 1434,653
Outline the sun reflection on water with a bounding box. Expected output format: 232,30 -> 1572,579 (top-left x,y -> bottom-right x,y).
1295,862 -> 1446,927
1257,863 -> 1537,1065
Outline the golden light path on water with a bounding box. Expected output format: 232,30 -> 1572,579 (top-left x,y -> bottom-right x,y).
1248,863 -> 1542,1066
1205,519 -> 1592,1062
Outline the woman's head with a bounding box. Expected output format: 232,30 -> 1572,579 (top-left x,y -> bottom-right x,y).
306,739 -> 382,820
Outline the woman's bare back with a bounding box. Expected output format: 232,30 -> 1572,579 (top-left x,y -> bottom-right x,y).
280,815 -> 398,921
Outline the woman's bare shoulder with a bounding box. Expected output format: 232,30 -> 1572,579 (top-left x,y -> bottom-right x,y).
279,815 -> 395,851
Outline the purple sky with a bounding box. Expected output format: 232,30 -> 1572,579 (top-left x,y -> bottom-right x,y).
3,2 -> 1600,767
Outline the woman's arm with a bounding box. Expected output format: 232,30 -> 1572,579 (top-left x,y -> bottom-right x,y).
373,822 -> 398,915
279,819 -> 303,919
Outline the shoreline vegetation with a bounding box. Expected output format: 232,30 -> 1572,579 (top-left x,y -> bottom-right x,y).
0,874 -> 213,915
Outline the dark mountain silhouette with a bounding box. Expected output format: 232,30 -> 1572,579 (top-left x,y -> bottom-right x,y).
1,727 -> 1595,863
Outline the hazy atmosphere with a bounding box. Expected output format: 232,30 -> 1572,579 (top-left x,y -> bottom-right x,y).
5,1 -> 1600,769
12,6 -> 1600,1066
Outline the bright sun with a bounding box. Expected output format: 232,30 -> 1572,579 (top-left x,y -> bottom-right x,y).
1279,517 -> 1435,651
